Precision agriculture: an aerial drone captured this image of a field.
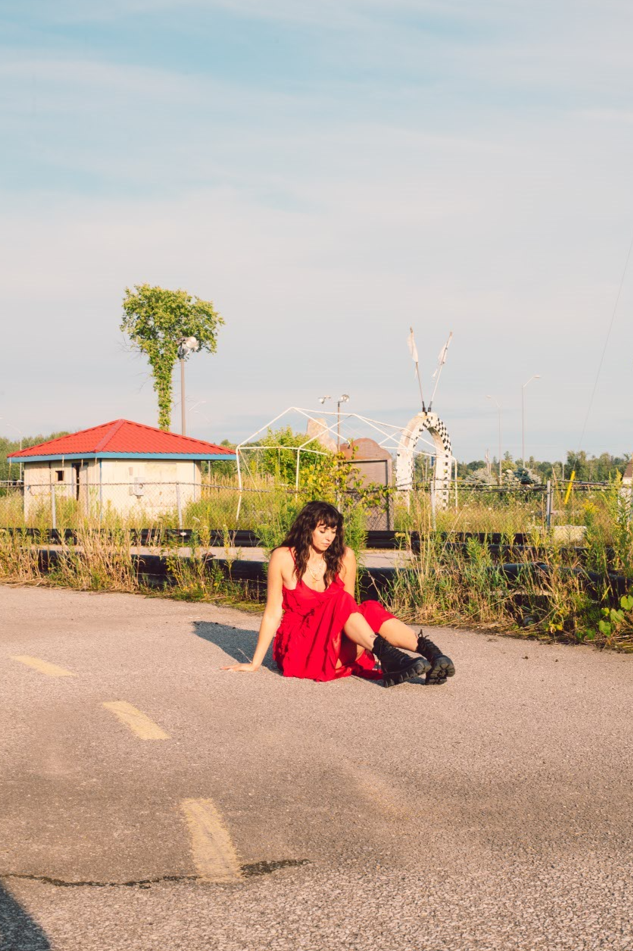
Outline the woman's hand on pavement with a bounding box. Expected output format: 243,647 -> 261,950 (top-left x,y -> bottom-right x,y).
221,662 -> 259,672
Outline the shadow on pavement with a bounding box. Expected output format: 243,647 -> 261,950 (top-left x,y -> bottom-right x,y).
192,622 -> 279,672
0,882 -> 51,951
192,622 -> 400,688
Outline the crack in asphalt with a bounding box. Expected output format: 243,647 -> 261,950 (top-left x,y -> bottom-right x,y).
241,859 -> 310,878
1,860 -> 310,889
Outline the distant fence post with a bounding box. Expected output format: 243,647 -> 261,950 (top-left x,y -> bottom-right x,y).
545,479 -> 553,530
430,479 -> 437,530
51,483 -> 56,531
176,482 -> 183,530
619,473 -> 632,524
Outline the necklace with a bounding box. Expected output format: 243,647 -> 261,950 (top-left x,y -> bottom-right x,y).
306,557 -> 326,583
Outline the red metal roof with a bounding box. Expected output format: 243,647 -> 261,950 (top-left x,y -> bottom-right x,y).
8,419 -> 235,458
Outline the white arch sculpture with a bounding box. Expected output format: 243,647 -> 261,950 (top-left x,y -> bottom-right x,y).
395,411 -> 453,509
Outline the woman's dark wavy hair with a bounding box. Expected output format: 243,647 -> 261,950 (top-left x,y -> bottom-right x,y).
281,501 -> 345,587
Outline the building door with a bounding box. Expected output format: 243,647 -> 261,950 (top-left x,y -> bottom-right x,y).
72,463 -> 82,501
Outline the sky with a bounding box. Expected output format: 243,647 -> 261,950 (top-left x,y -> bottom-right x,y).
1,0 -> 633,462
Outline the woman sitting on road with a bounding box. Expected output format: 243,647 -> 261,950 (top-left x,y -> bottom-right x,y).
223,500 -> 455,687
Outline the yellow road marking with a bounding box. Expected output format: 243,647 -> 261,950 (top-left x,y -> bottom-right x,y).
11,655 -> 76,678
102,701 -> 169,740
181,798 -> 241,883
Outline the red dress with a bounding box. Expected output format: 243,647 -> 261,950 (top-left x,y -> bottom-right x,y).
273,574 -> 395,682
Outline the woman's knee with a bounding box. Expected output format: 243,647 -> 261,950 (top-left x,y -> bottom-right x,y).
359,599 -> 395,632
344,610 -> 370,634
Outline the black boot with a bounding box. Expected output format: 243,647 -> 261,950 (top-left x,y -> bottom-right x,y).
373,634 -> 430,688
416,632 -> 455,685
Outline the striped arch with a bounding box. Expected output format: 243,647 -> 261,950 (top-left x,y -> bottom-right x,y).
395,411 -> 452,508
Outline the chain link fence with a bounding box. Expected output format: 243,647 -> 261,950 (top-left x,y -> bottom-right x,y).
0,480 -> 396,533
1,478 -> 629,541
435,478 -> 631,541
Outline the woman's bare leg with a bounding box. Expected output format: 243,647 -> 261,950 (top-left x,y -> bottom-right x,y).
377,617 -> 418,651
343,615 -> 418,658
342,612 -> 377,652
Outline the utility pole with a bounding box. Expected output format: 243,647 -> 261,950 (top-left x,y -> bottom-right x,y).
180,355 -> 186,435
177,337 -> 199,435
336,394 -> 349,449
521,374 -> 540,467
486,396 -> 502,484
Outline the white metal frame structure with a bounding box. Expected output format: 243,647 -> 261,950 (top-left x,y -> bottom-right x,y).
236,406 -> 455,513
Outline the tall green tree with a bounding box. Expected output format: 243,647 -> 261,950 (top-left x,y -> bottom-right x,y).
121,284 -> 224,430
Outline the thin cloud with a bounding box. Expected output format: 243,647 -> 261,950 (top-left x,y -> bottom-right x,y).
3,0 -> 505,28
2,0 -> 633,457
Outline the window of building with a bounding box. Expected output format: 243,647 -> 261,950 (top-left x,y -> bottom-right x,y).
55,470 -> 65,482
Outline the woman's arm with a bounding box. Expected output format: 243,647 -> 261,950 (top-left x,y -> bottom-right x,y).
222,548 -> 287,672
340,547 -> 357,597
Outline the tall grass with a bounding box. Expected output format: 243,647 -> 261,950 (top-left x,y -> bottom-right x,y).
393,487 -> 546,535
0,528 -> 141,592
1,478 -> 632,651
0,529 -> 42,581
382,524 -> 633,652
0,527 -> 259,606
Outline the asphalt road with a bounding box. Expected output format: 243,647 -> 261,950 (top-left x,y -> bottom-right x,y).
1,585 -> 632,951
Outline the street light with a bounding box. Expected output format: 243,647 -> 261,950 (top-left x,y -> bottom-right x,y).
336,394 -> 349,449
486,396 -> 502,485
177,337 -> 199,435
318,395 -> 331,405
521,374 -> 540,468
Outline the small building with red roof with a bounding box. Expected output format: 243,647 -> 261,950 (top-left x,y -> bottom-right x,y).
8,419 -> 236,519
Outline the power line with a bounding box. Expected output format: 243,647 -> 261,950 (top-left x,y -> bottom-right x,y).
577,233 -> 633,454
